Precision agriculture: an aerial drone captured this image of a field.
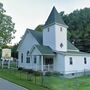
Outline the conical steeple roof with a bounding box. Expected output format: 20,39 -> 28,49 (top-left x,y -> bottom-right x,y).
44,7 -> 67,27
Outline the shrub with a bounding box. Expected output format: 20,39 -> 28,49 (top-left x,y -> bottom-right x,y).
45,72 -> 53,76
34,71 -> 42,76
28,69 -> 34,74
52,72 -> 60,76
18,67 -> 23,70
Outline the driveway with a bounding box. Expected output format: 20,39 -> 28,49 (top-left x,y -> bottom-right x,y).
0,78 -> 28,90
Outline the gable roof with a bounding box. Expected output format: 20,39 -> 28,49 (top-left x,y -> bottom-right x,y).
35,45 -> 54,55
17,28 -> 79,51
29,30 -> 79,51
17,29 -> 42,51
44,7 -> 67,27
29,29 -> 42,45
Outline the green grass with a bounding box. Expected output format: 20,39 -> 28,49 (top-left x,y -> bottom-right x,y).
0,69 -> 49,90
0,69 -> 90,90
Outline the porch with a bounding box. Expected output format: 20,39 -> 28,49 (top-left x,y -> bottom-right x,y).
40,55 -> 54,72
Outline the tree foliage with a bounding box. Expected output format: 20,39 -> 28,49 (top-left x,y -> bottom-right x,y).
0,3 -> 16,44
62,8 -> 90,52
11,44 -> 18,59
35,25 -> 43,32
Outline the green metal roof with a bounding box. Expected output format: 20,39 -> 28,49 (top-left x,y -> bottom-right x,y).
67,41 -> 79,51
28,29 -> 79,51
28,29 -> 43,45
58,51 -> 89,56
35,45 -> 54,55
44,7 -> 67,27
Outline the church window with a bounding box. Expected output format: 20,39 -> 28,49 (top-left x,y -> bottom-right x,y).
60,27 -> 62,31
84,57 -> 87,64
34,56 -> 36,64
48,28 -> 49,32
60,43 -> 63,48
21,53 -> 23,63
26,51 -> 30,63
70,57 -> 73,65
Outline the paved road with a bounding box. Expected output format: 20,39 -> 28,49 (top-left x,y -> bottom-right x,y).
0,78 -> 28,90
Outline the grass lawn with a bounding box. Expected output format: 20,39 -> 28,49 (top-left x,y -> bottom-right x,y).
0,69 -> 48,90
0,68 -> 90,90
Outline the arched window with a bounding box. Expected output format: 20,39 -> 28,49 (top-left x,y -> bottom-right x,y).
21,53 -> 23,63
27,51 -> 29,56
26,51 -> 30,63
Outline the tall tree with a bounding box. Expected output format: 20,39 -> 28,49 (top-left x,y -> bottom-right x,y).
0,3 -> 16,44
62,8 -> 90,52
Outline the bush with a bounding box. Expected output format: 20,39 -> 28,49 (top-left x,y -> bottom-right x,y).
28,69 -> 34,74
34,71 -> 42,76
52,72 -> 60,76
22,69 -> 34,74
45,72 -> 53,76
18,67 -> 23,70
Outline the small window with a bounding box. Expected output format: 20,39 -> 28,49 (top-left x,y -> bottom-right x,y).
48,28 -> 49,32
34,56 -> 36,64
84,57 -> 87,64
60,43 -> 63,48
27,51 -> 29,56
60,27 -> 62,31
26,57 -> 30,63
70,57 -> 73,65
26,51 -> 30,63
21,53 -> 23,63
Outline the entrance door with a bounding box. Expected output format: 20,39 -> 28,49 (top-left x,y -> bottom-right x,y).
44,58 -> 53,65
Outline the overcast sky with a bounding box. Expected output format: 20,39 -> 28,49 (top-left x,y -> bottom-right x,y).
0,0 -> 90,45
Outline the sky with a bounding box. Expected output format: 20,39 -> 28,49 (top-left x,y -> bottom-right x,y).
0,0 -> 90,45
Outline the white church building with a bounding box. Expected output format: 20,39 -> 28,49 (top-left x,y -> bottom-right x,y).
17,7 -> 90,76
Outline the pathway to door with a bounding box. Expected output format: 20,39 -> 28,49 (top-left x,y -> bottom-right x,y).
0,78 -> 28,90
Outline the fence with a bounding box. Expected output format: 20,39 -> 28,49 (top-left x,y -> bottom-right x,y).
0,67 -> 90,90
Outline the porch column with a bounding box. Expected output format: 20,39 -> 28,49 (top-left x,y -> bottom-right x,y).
41,56 -> 43,72
2,59 -> 4,69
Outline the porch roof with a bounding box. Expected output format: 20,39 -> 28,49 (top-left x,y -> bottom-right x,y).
35,45 -> 55,55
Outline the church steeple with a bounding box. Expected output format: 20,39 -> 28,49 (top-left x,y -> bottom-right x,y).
43,7 -> 68,51
44,6 -> 67,27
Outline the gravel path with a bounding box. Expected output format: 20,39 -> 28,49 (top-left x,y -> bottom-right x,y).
0,78 -> 28,90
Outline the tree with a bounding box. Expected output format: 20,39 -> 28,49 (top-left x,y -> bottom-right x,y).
0,3 -> 16,44
11,44 -> 18,59
35,25 -> 43,32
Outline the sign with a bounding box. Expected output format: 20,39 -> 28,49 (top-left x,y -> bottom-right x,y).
2,49 -> 11,59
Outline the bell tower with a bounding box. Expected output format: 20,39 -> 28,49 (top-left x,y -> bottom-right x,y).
43,7 -> 68,51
